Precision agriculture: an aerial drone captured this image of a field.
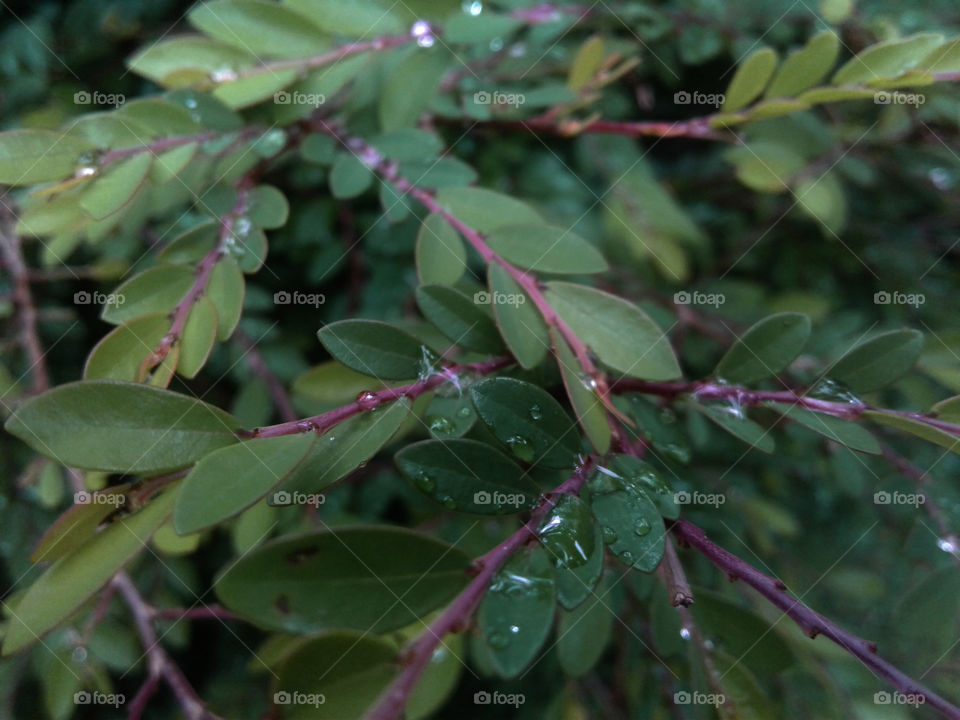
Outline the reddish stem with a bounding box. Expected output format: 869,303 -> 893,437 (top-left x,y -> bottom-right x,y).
671,519 -> 960,720
365,460 -> 594,720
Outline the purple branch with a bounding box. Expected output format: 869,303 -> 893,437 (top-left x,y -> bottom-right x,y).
671,519 -> 960,720
365,461 -> 594,720
252,357 -> 511,439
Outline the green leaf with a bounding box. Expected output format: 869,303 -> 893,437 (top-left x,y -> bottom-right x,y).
2,488 -> 177,655
415,284 -> 504,354
215,526 -> 471,633
126,37 -> 256,87
178,296 -> 219,379
538,494 -> 595,569
689,402 -> 775,453
158,222 -> 217,265
862,410 -> 960,454
330,152 -> 374,199
932,395 -> 960,423
278,398 -> 411,494
189,0 -> 329,58
395,439 -> 540,514
5,381 -> 240,472
488,264 -> 548,369
553,329 -> 610,453
723,47 -> 778,112
767,403 -> 880,454
485,224 -> 608,274
102,264 -> 195,325
470,377 -> 580,468
793,170 -> 846,233
0,129 -> 96,186
275,631 -> 399,719
379,48 -> 449,131
416,213 -> 467,285
208,258 -> 245,340
425,394 -> 476,439
588,470 -> 666,572
214,68 -> 298,109
829,329 -> 923,393
555,523 -> 604,610
766,31 -> 840,98
478,546 -> 556,678
918,36 -> 960,74
569,36 -> 605,91
557,578 -> 613,677
283,0 -> 403,37
84,313 -> 169,381
435,187 -> 542,233
293,361 -> 399,411
406,633 -> 464,720
715,312 -> 811,384
545,281 -> 681,380
606,454 -> 678,519
372,128 -> 443,162
832,33 -> 944,85
619,395 -> 691,464
174,433 -> 316,534
79,153 -> 152,220
151,142 -> 199,183
247,184 -> 289,229
318,319 -> 427,380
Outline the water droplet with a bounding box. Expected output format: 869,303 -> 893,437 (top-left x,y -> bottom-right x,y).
633,518 -> 651,536
538,495 -> 593,569
75,166 -> 97,178
930,167 -> 953,190
184,97 -> 198,109
680,628 -> 691,640
210,66 -> 238,83
620,550 -> 633,561
937,536 -> 957,553
410,20 -> 435,47
456,405 -> 472,418
810,378 -> 862,405
602,526 -> 618,544
296,420 -> 315,432
234,217 -> 252,239
509,43 -> 526,58
440,495 -> 457,510
71,647 -> 88,663
428,415 -> 455,437
356,391 -> 378,410
489,37 -> 504,51
415,473 -> 435,493
509,624 -> 520,634
462,0 -> 483,15
529,404 -> 543,420
506,435 -> 534,462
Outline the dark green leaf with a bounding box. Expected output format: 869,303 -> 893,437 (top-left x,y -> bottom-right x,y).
485,224 -> 608,274
395,439 -> 540,514
723,47 -> 778,112
829,329 -> 923,393
488,264 -> 548,369
690,402 -> 775,453
0,129 -> 96,186
555,523 -> 604,610
588,470 -> 665,572
553,329 -> 610,453
330,152 -> 374,199
715,312 -> 811,384
557,578 -> 613,677
416,213 -> 467,285
538,494 -> 595,569
317,319 -> 427,380
215,526 -> 471,633
470,377 -> 580,468
189,0 -> 330,58
862,410 -> 960,454
767,403 -> 880,454
415,285 -> 505,354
